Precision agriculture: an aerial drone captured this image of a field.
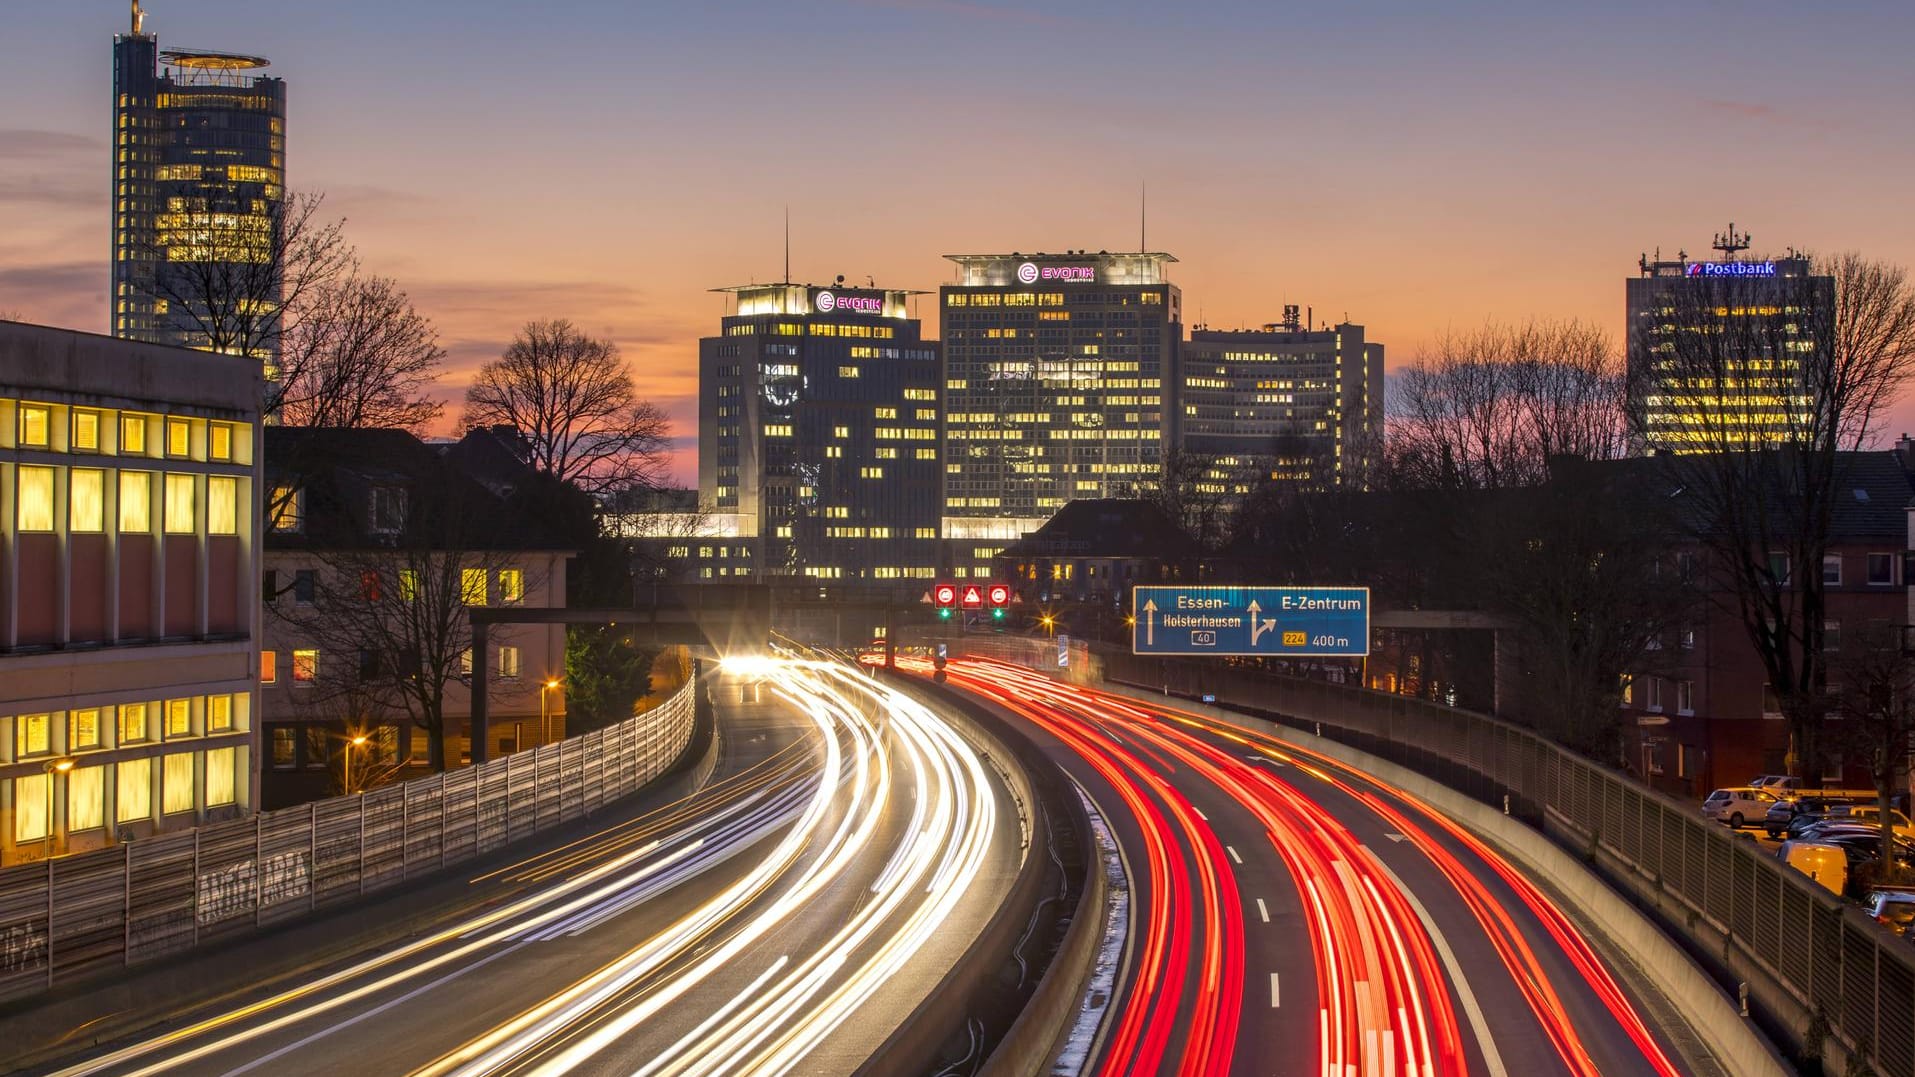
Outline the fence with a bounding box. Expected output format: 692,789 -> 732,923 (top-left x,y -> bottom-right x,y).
1103,652 -> 1915,1076
0,680 -> 696,1006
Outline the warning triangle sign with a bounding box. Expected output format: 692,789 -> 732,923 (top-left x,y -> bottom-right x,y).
961,586 -> 983,607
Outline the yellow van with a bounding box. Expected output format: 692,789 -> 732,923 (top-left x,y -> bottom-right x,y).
1779,840 -> 1847,895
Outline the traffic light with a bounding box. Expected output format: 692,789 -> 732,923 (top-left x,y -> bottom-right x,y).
991,607 -> 1005,621
938,608 -> 952,620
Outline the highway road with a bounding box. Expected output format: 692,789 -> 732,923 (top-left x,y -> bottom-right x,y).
934,658 -> 1716,1077
20,658 -> 1022,1077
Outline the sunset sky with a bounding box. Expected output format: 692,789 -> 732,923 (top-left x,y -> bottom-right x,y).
6,1 -> 1915,484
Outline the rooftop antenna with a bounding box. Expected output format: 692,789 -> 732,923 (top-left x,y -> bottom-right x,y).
132,0 -> 146,34
1713,222 -> 1751,260
783,206 -> 790,284
1139,181 -> 1147,253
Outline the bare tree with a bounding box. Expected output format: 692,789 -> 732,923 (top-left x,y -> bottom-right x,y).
1390,319 -> 1626,489
274,274 -> 446,429
1647,253 -> 1915,776
1124,448 -> 1238,552
133,190 -> 352,363
461,319 -> 670,496
1832,622 -> 1915,887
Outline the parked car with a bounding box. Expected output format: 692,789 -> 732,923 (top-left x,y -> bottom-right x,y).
1867,890 -> 1915,935
1702,787 -> 1780,828
1765,797 -> 1823,839
1751,775 -> 1801,795
1780,841 -> 1849,895
1829,805 -> 1915,837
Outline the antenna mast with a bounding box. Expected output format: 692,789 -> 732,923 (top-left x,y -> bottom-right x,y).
1139,181 -> 1147,253
783,206 -> 790,284
132,1 -> 146,34
1712,222 -> 1751,260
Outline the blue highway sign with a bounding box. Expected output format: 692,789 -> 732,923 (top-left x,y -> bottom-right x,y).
1131,586 -> 1370,657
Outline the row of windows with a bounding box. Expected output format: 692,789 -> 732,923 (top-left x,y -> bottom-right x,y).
7,694 -> 245,764
13,748 -> 240,843
13,467 -> 241,535
265,567 -> 525,607
10,401 -> 241,462
263,644 -> 532,684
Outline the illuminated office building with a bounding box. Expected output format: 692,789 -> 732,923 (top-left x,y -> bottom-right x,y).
0,321 -> 262,865
698,283 -> 941,585
113,3 -> 287,360
941,251 -> 1182,577
1627,227 -> 1832,452
1181,309 -> 1385,498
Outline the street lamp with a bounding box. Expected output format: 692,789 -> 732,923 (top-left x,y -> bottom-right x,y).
345,734 -> 368,794
1040,614 -> 1056,638
541,678 -> 561,747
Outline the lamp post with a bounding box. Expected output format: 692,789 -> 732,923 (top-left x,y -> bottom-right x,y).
541,678 -> 561,747
345,734 -> 368,794
1040,614 -> 1056,638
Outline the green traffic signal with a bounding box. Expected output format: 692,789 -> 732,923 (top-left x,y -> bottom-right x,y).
938,608 -> 952,620
991,608 -> 1004,620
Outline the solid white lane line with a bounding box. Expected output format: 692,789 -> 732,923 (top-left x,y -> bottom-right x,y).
1227,845 -> 1243,864
1270,973 -> 1280,1008
1256,898 -> 1270,923
1360,846 -> 1508,1077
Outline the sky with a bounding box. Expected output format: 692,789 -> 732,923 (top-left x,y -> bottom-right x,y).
5,0 -> 1915,485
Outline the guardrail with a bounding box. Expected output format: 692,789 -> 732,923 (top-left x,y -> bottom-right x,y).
0,680 -> 696,1006
1103,652 -> 1915,1077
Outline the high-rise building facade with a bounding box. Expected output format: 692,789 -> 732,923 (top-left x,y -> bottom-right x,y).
1181,311 -> 1385,498
1627,228 -> 1832,452
698,283 -> 941,585
113,4 -> 287,359
941,251 -> 1181,576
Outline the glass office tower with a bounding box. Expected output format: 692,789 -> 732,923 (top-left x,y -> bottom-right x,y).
698,283 -> 941,586
113,7 -> 286,360
940,251 -> 1181,577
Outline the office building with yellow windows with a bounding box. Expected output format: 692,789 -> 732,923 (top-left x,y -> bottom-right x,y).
1181,311 -> 1385,499
1627,236 -> 1832,452
697,283 -> 941,587
112,5 -> 287,359
940,251 -> 1182,578
0,321 -> 262,866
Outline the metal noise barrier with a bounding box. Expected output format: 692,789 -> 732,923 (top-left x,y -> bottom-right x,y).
1102,652 -> 1915,1077
0,680 -> 697,1005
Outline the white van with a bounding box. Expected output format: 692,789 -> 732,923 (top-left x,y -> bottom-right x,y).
1780,840 -> 1848,895
1702,787 -> 1779,828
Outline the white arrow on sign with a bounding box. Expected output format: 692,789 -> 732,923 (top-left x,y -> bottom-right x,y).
1142,599 -> 1157,645
1246,599 -> 1277,646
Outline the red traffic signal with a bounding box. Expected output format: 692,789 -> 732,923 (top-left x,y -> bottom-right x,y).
986,584 -> 1011,607
933,583 -> 958,608
960,585 -> 984,609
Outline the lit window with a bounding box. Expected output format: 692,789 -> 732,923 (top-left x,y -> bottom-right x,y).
293,649 -> 319,683
69,709 -> 101,750
162,752 -> 194,814
207,695 -> 233,732
499,568 -> 524,603
462,568 -> 488,606
208,475 -> 238,535
260,650 -> 277,683
269,485 -> 301,532
120,415 -> 147,454
18,404 -> 51,448
271,728 -> 296,768
72,410 -> 101,452
13,775 -> 49,842
165,698 -> 191,737
206,747 -> 236,806
399,570 -> 420,602
209,423 -> 232,461
164,474 -> 195,533
500,645 -> 521,679
15,466 -> 54,531
165,417 -> 190,457
460,648 -> 474,677
70,469 -> 105,532
68,766 -> 104,831
119,703 -> 149,744
15,713 -> 51,756
120,472 -> 152,531
116,758 -> 152,823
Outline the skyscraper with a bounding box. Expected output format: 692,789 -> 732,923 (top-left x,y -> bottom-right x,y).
940,251 -> 1181,578
112,2 -> 286,359
698,281 -> 941,585
1180,309 -> 1385,498
1627,226 -> 1832,452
